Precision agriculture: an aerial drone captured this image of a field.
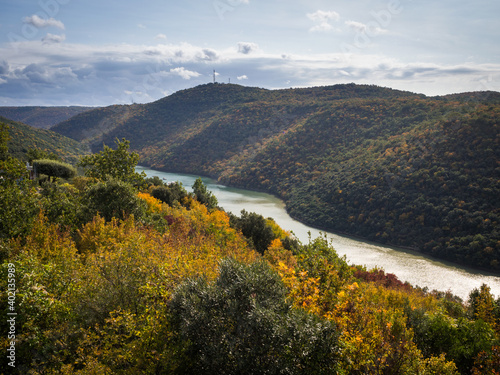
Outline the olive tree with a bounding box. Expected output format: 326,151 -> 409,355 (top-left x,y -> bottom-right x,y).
169,258 -> 341,374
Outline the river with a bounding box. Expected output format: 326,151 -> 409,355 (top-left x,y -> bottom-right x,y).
137,166 -> 500,301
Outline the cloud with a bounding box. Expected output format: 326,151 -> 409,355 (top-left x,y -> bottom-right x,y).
137,24 -> 146,29
23,15 -> 65,30
0,39 -> 499,106
199,48 -> 219,61
238,42 -> 258,55
345,20 -> 366,33
0,60 -> 9,75
345,20 -> 388,35
169,67 -> 201,80
307,10 -> 340,32
42,33 -> 66,44
155,34 -> 167,40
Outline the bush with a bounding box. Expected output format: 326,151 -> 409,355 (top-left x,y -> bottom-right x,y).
169,258 -> 341,374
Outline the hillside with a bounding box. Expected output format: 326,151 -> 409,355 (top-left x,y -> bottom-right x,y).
1,116 -> 89,164
52,83 -> 500,271
0,106 -> 93,129
2,140 -> 496,374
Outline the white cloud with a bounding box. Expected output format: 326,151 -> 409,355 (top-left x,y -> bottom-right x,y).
23,15 -> 65,30
238,42 -> 258,54
0,39 -> 499,105
345,20 -> 388,35
169,67 -> 201,80
137,24 -> 147,29
42,33 -> 66,44
307,10 -> 340,23
155,34 -> 167,40
345,20 -> 366,33
307,10 -> 340,32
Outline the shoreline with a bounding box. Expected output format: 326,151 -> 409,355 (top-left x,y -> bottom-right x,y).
138,165 -> 500,279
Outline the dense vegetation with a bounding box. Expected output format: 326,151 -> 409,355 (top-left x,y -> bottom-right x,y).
1,134 -> 500,374
52,83 -> 500,272
0,106 -> 93,129
1,117 -> 89,164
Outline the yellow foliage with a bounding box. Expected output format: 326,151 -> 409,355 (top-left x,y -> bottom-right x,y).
137,192 -> 163,213
278,262 -> 322,315
269,238 -> 283,249
12,211 -> 78,265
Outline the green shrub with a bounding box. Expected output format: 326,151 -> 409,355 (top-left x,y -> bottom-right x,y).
169,258 -> 341,374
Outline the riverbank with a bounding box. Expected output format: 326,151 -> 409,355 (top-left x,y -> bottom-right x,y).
137,166 -> 500,300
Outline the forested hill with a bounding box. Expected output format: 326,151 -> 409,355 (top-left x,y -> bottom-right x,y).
52,83 -> 500,272
0,106 -> 93,129
1,116 -> 89,164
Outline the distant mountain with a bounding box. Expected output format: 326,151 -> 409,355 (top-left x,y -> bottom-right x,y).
52,83 -> 500,272
0,106 -> 94,129
1,116 -> 89,164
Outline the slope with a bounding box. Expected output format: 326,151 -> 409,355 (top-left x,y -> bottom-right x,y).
52,83 -> 500,271
0,106 -> 93,129
1,116 -> 89,164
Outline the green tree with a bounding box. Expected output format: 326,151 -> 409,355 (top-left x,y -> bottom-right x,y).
169,258 -> 341,374
151,182 -> 189,206
192,177 -> 218,209
33,159 -> 76,181
81,178 -> 147,222
0,124 -> 39,245
78,138 -> 145,186
230,210 -> 275,254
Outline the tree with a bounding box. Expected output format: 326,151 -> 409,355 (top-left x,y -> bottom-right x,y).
192,177 -> 218,209
78,138 -> 145,186
82,178 -> 147,222
0,124 -> 39,244
33,159 -> 76,181
230,210 -> 275,254
169,258 -> 341,374
151,182 -> 189,206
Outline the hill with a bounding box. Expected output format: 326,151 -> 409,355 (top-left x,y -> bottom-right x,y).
1,116 -> 89,164
0,106 -> 93,129
52,83 -> 500,271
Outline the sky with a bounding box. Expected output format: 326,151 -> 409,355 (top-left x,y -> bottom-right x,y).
0,0 -> 499,106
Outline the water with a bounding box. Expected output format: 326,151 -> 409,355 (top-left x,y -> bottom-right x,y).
138,166 -> 500,300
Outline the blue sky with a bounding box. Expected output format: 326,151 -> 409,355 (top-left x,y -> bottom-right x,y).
0,0 -> 499,106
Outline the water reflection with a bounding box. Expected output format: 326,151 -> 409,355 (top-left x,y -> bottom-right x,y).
138,166 -> 500,300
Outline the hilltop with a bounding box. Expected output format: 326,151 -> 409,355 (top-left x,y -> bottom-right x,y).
52,83 -> 500,272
